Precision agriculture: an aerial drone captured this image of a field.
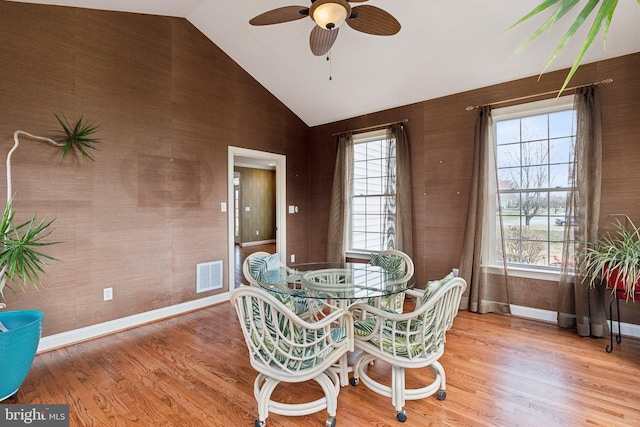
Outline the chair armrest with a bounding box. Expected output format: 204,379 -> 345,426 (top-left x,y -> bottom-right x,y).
349,302 -> 420,342
298,307 -> 354,350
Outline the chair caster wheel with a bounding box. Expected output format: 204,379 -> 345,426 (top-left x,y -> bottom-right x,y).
326,416 -> 336,427
349,377 -> 359,386
437,390 -> 446,400
255,420 -> 266,427
396,410 -> 407,422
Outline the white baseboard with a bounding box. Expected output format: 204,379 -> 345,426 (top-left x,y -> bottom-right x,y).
241,239 -> 276,247
510,304 -> 640,339
37,293 -> 231,353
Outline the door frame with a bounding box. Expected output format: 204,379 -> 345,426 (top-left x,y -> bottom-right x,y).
228,147 -> 286,291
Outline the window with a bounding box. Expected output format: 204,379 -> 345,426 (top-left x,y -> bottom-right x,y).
493,96 -> 576,270
349,129 -> 396,253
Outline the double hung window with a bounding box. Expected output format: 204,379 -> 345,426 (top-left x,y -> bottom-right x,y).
349,129 -> 396,253
493,96 -> 576,270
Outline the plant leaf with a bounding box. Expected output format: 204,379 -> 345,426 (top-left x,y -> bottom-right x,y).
54,114 -> 101,162
511,0 -> 579,54
510,0 -> 623,96
548,0 -> 619,94
0,204 -> 59,295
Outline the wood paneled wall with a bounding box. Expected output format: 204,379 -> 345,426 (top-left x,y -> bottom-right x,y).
0,2 -> 309,335
308,52 -> 640,324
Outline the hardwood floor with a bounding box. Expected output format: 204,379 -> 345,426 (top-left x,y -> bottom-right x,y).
8,303 -> 640,426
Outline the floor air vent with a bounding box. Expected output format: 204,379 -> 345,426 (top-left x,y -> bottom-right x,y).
196,261 -> 223,293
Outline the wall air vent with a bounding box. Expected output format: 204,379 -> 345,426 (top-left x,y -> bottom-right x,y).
196,261 -> 223,293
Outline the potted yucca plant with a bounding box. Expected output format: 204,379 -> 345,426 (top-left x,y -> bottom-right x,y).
581,215 -> 640,302
0,114 -> 99,401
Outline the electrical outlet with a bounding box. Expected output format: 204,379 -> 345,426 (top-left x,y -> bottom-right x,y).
103,287 -> 113,301
256,230 -> 259,235
290,254 -> 296,263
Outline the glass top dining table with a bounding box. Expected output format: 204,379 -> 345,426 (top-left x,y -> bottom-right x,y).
255,261 -> 416,301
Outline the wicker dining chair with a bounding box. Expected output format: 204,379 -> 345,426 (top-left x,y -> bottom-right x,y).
368,249 -> 415,313
348,274 -> 466,423
242,251 -> 318,320
230,285 -> 354,427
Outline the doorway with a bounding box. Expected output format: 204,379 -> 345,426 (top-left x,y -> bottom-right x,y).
227,147 -> 286,291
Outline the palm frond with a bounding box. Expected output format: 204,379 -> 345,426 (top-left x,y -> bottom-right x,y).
0,204 -> 59,295
54,114 -> 101,161
511,0 -> 623,95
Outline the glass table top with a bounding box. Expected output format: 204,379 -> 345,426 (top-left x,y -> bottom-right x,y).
255,262 -> 415,300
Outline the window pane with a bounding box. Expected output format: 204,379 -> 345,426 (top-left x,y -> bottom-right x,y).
366,196 -> 383,213
498,167 -> 520,190
367,177 -> 383,195
352,232 -> 367,249
549,191 -> 569,217
497,144 -> 520,168
521,140 -> 547,167
353,178 -> 367,195
353,146 -> 367,161
521,115 -> 548,141
496,119 -> 520,144
521,166 -> 548,188
549,163 -> 571,188
549,110 -> 575,138
550,137 -> 574,164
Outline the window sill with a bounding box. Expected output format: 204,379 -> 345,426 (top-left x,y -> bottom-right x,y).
484,264 -> 574,282
345,251 -> 372,262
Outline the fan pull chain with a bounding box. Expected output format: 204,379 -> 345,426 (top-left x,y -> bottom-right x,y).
327,51 -> 332,81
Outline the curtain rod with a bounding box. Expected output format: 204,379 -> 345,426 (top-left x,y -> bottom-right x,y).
331,119 -> 409,137
465,78 -> 613,111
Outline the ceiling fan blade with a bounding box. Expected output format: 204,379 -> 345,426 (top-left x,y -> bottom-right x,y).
347,5 -> 401,36
249,6 -> 309,26
347,0 -> 369,2
310,26 -> 339,56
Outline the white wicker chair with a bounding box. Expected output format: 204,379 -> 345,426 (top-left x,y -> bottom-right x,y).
230,285 -> 354,427
242,252 -> 318,320
348,275 -> 466,423
368,250 -> 415,313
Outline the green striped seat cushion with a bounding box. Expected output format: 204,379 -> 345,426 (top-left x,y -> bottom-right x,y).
248,253 -> 280,279
422,272 -> 454,305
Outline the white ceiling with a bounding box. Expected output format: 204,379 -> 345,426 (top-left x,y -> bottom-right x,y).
9,0 -> 640,126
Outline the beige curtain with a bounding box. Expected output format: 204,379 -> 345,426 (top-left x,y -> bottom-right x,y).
459,106 -> 511,314
387,124 -> 414,257
558,86 -> 606,337
327,133 -> 353,262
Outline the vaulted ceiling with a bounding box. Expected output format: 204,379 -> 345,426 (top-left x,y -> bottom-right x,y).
9,0 -> 640,126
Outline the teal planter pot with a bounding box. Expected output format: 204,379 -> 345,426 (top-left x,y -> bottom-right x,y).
0,310 -> 44,401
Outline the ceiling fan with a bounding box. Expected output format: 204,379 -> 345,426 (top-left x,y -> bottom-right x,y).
249,0 -> 401,56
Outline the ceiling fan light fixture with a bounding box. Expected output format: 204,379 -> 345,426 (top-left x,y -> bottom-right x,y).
310,0 -> 350,30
